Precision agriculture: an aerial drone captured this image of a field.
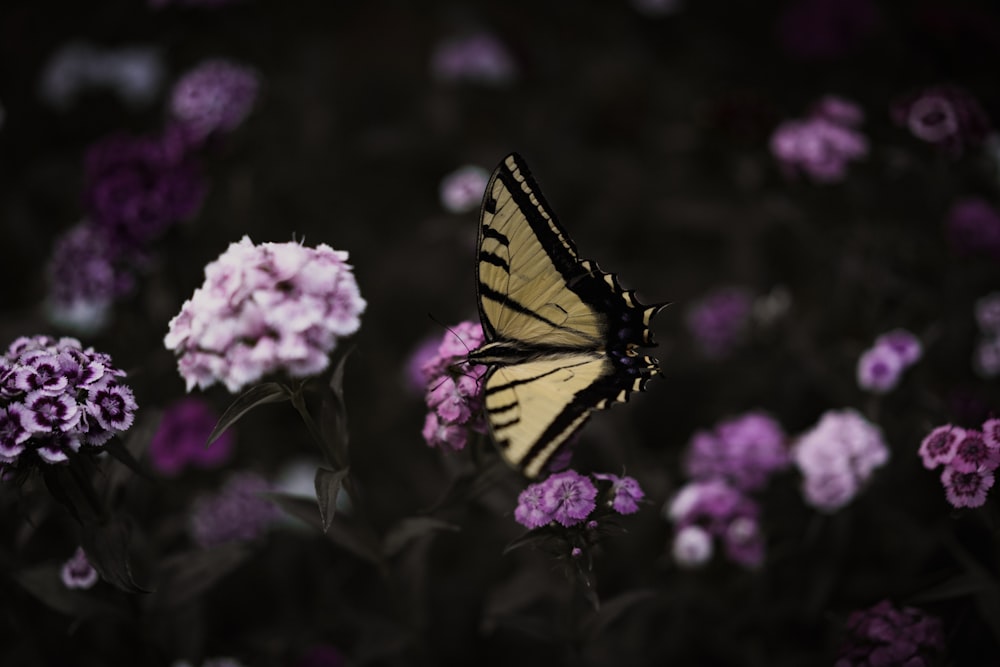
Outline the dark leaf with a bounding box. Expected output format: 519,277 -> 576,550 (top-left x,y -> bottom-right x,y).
502,527 -> 560,556
41,464 -> 103,525
81,519 -> 151,594
317,350 -> 353,468
207,382 -> 289,446
382,517 -> 460,556
315,466 -> 350,532
105,410 -> 161,496
581,589 -> 656,638
151,543 -> 250,609
422,462 -> 509,514
266,492 -> 325,532
326,515 -> 386,568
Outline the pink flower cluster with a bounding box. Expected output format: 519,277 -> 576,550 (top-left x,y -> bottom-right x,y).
684,411 -> 789,491
170,59 -> 259,143
793,409 -> 889,512
165,237 -> 365,393
856,329 -> 923,394
666,479 -> 764,569
918,420 -> 1000,508
419,321 -> 487,451
835,600 -> 945,667
514,470 -> 644,530
0,335 -> 137,469
770,95 -> 869,183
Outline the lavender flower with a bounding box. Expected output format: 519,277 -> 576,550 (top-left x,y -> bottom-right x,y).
685,287 -> 753,358
149,397 -> 234,476
793,409 -> 889,512
941,466 -> 995,508
918,425 -> 963,470
723,515 -> 765,569
84,128 -> 206,246
671,524 -> 713,568
666,479 -> 762,568
835,600 -> 945,667
430,33 -> 517,86
190,472 -> 280,548
0,336 -> 137,469
439,165 -> 489,214
892,85 -> 991,157
983,417 -> 1000,450
513,482 -> 552,529
776,0 -> 878,61
945,197 -> 1000,260
594,473 -> 645,514
949,430 -> 997,473
856,328 -> 927,395
541,470 -> 598,527
170,59 -> 259,143
770,109 -> 869,183
60,546 -> 98,589
165,236 -> 366,393
683,411 -> 789,491
975,293 -> 1000,335
420,321 -> 487,452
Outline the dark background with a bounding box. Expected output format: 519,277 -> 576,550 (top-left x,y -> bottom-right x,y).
2,0 -> 1000,665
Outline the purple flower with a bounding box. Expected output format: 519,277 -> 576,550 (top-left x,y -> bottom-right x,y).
856,344 -> 904,394
430,33 -> 517,86
421,411 -> 472,451
666,479 -> 762,568
0,336 -> 137,470
918,425 -> 964,470
405,336 -> 441,394
170,59 -> 259,143
812,95 -> 866,127
836,600 -> 945,667
594,473 -> 645,514
419,321 -> 487,452
541,470 -> 598,527
439,165 -> 489,214
190,472 -> 280,548
949,430 -> 997,473
776,0 -> 878,61
770,113 -> 869,183
723,516 -> 765,569
165,237 -> 366,393
84,129 -> 205,246
983,418 -> 1000,451
514,482 -> 553,529
793,409 -> 889,512
60,547 -> 98,590
942,466 -> 995,508
685,287 -> 753,358
874,329 -> 923,367
684,411 -> 789,491
149,397 -> 234,476
975,293 -> 1000,335
892,85 -> 991,157
945,197 -> 1000,260
671,524 -> 713,568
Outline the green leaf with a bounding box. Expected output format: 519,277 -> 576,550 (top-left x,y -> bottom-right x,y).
81,519 -> 151,594
151,543 -> 250,609
315,466 -> 350,532
382,517 -> 460,556
207,382 -> 289,446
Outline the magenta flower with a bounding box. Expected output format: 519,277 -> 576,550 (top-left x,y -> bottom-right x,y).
671,524 -> 713,568
836,600 -> 945,667
165,236 -> 366,393
439,165 -> 489,214
856,344 -> 904,394
430,33 -> 517,86
513,482 -> 552,529
874,329 -> 923,367
983,417 -> 1000,450
149,397 -> 234,476
685,287 -> 753,358
949,430 -> 997,473
770,112 -> 869,183
190,472 -> 280,548
0,336 -> 137,470
541,470 -> 598,527
170,59 -> 259,143
419,321 -> 487,452
684,411 -> 789,491
60,546 -> 98,590
918,425 -> 964,470
892,85 -> 991,157
666,479 -> 762,568
945,197 -> 1000,260
594,473 -> 645,514
723,516 -> 764,569
793,409 -> 889,512
941,466 -> 995,508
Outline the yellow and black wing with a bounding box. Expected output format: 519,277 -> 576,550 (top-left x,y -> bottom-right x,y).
469,153 -> 665,477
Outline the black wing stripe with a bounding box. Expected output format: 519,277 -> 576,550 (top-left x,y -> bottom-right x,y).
485,358 -> 593,395
477,282 -> 566,331
479,251 -> 510,273
482,225 -> 508,245
487,401 -> 518,415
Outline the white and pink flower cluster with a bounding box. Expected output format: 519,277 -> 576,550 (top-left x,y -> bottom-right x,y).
770,95 -> 869,183
684,411 -> 790,491
165,236 -> 366,393
515,470 -> 644,530
419,321 -> 487,451
793,408 -> 889,512
856,329 -> 923,394
918,420 -> 1000,509
0,335 -> 137,467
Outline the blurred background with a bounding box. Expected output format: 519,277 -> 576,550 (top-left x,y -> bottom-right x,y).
2,0 -> 1000,665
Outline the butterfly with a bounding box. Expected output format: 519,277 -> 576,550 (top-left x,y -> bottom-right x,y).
467,153 -> 666,478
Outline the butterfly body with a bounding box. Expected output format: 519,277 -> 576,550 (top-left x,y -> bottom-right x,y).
468,153 -> 665,478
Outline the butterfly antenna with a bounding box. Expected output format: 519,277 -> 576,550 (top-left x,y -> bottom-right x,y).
426,313 -> 476,356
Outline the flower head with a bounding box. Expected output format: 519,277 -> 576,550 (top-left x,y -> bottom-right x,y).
666,479 -> 762,568
686,287 -> 753,358
770,111 -> 869,183
945,197 -> 1000,260
541,470 -> 598,527
419,322 -> 487,452
941,466 -> 995,508
439,165 -> 490,214
949,430 -> 998,473
918,425 -> 964,470
513,482 -> 553,529
856,344 -> 904,394
976,293 -> 1000,335
170,59 -> 259,143
190,472 -> 280,548
60,546 -> 98,589
793,409 -> 889,512
836,600 -> 945,667
0,336 -> 137,470
684,411 -> 789,491
165,236 -> 366,393
672,524 -> 713,568
892,85 -> 991,157
149,397 -> 234,476
430,33 -> 517,86
594,473 -> 645,514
